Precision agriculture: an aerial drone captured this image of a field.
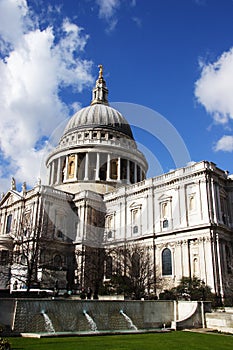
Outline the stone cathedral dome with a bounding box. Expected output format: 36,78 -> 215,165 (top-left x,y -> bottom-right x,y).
63,104 -> 134,140
60,65 -> 134,144
46,65 -> 148,194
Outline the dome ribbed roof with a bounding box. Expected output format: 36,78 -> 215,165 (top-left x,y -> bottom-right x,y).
63,104 -> 134,139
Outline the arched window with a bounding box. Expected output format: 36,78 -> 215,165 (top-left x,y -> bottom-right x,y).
68,155 -> 75,178
189,194 -> 195,211
6,214 -> 12,234
162,248 -> 172,276
193,257 -> 198,275
162,202 -> 168,217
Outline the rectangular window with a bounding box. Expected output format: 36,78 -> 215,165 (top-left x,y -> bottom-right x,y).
0,250 -> 9,265
6,214 -> 12,234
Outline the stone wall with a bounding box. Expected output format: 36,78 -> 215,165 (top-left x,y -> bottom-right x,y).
0,299 -> 15,328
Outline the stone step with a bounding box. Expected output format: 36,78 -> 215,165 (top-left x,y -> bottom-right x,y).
206,312 -> 233,334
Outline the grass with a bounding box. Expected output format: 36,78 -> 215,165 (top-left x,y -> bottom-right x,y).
8,332 -> 233,350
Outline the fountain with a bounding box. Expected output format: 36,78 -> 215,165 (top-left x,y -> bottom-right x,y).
41,310 -> 55,333
0,299 -> 210,335
119,309 -> 138,330
83,310 -> 98,332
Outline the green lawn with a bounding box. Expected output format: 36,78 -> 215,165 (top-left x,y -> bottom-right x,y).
8,332 -> 233,350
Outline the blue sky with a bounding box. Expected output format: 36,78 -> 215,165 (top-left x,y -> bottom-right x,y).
0,0 -> 233,193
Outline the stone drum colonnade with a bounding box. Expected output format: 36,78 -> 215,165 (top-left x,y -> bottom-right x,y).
48,150 -> 146,186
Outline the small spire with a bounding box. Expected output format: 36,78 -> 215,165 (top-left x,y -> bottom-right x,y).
91,64 -> 109,106
11,177 -> 16,191
22,182 -> 27,196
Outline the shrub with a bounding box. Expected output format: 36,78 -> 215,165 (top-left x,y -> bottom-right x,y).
0,338 -> 11,350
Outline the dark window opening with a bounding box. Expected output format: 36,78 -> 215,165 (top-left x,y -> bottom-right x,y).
130,161 -> 135,184
77,153 -> 86,180
6,214 -> 12,234
99,153 -> 107,181
162,248 -> 172,276
110,158 -> 118,180
121,159 -> 127,180
0,250 -> 9,265
137,165 -> 141,182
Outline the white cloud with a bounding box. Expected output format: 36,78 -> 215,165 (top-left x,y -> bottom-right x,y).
214,135 -> 233,152
0,0 -> 93,192
0,0 -> 29,50
96,0 -> 120,20
195,48 -> 233,124
96,0 -> 120,32
195,47 -> 233,153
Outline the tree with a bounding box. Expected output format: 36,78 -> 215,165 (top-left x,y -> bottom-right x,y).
175,276 -> 214,301
0,207 -> 75,294
11,224 -> 41,292
102,243 -> 157,299
159,276 -> 215,302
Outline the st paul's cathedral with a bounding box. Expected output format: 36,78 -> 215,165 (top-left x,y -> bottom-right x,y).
0,66 -> 233,301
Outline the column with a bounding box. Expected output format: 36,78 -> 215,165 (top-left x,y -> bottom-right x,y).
95,153 -> 100,180
182,240 -> 190,276
79,205 -> 84,240
175,241 -> 183,280
127,159 -> 130,184
50,161 -> 55,185
204,236 -> 215,291
64,156 -> 69,181
215,183 -> 221,223
216,233 -> 224,300
56,158 -> 61,184
48,163 -> 52,185
198,237 -> 207,281
211,179 -> 218,223
117,157 -> 121,181
84,153 -> 89,180
74,154 -> 78,180
134,162 -> 137,183
106,153 -> 111,181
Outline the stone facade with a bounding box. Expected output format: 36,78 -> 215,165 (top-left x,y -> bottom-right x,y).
0,67 -> 233,301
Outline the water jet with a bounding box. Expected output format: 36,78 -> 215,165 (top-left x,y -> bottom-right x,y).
40,310 -> 55,333
83,309 -> 98,332
119,309 -> 138,330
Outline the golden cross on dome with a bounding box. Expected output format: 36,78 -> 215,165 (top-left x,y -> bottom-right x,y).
98,64 -> 103,79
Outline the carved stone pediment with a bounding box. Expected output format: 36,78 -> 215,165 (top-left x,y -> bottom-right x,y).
0,191 -> 23,208
158,194 -> 172,201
